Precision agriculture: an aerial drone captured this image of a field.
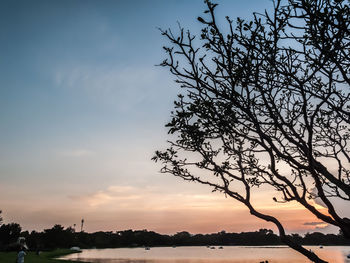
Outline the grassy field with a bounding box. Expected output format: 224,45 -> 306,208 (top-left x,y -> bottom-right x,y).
0,249 -> 86,263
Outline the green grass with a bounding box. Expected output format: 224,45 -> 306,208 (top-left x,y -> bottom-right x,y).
0,249 -> 86,263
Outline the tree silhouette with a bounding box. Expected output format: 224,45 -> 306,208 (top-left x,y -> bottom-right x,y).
0,223 -> 21,248
153,0 -> 350,262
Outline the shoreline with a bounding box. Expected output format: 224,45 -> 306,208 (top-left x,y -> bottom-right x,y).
0,249 -> 86,263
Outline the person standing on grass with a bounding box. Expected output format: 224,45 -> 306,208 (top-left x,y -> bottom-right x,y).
17,247 -> 26,263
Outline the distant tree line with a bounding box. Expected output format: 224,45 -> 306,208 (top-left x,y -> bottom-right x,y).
0,222 -> 349,251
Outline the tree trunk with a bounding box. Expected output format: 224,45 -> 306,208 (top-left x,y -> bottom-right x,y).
247,204 -> 328,263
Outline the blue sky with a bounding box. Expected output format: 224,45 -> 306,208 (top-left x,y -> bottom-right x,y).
1,0 -> 332,234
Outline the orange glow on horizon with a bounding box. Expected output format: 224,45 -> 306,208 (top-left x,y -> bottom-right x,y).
2,183 -> 334,235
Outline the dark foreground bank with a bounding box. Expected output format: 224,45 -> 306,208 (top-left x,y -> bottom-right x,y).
0,249 -> 85,263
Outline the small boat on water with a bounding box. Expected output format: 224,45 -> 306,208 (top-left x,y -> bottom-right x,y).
210,246 -> 216,249
218,246 -> 223,249
70,247 -> 81,251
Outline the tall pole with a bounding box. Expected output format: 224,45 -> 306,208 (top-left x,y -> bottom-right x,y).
81,218 -> 84,232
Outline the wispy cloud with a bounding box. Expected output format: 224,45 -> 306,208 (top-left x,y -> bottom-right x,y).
54,65 -> 159,111
303,221 -> 329,229
60,149 -> 95,157
68,185 -> 239,210
69,186 -> 141,207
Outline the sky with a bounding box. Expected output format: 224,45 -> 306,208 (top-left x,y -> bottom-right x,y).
0,0 -> 344,235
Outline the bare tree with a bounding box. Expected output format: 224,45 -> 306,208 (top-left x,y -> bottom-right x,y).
153,0 -> 350,262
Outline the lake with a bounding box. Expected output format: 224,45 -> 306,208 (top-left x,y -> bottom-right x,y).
59,246 -> 350,263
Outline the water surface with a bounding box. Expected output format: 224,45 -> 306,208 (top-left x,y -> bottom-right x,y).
59,246 -> 350,263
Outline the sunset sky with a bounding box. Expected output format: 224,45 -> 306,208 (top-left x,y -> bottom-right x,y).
0,0 -> 346,235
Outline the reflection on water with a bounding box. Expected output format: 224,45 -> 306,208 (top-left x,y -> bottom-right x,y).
59,246 -> 350,263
